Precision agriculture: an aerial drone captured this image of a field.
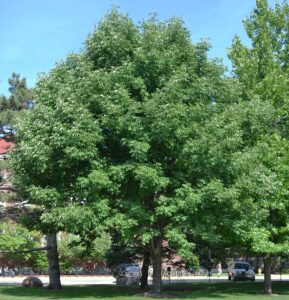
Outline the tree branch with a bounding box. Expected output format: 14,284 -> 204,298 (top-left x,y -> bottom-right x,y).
272,115 -> 288,127
0,246 -> 50,254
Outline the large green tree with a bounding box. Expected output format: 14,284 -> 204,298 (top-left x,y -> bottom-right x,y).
191,0 -> 289,295
81,12 -> 239,293
11,10 -> 237,294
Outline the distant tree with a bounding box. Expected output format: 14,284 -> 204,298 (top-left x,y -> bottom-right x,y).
8,73 -> 33,109
0,73 -> 34,139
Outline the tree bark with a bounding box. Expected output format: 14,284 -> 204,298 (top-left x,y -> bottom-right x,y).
263,255 -> 272,295
46,233 -> 62,290
140,248 -> 150,290
150,236 -> 163,294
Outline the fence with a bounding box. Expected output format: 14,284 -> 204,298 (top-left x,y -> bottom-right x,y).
0,265 -> 232,277
0,266 -> 112,276
155,268 -> 228,279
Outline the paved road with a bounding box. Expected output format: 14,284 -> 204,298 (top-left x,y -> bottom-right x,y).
0,274 -> 288,286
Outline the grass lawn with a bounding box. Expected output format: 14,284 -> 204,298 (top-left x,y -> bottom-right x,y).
0,282 -> 289,300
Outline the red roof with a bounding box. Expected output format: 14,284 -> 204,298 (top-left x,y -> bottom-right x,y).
0,139 -> 14,155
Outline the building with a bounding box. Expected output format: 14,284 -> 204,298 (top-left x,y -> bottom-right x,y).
0,139 -> 14,160
0,139 -> 15,199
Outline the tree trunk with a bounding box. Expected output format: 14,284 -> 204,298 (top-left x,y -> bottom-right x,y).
263,255 -> 272,295
140,248 -> 150,290
46,233 -> 62,290
150,236 -> 163,294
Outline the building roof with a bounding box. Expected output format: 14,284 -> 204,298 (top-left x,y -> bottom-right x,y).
0,139 -> 14,155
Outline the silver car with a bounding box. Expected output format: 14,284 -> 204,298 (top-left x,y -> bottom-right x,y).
114,264 -> 140,286
228,261 -> 255,281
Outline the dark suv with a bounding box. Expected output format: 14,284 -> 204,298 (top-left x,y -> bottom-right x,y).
228,261 -> 255,281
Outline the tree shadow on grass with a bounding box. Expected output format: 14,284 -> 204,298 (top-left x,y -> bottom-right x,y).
0,284 -> 138,299
163,282 -> 289,299
0,282 -> 289,299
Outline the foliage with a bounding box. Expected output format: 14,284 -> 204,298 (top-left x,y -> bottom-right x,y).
10,9 -> 242,292
227,0 -> 289,256
181,0 -> 289,294
0,221 -> 46,268
170,3 -> 289,280
57,232 -> 111,268
190,103 -> 289,251
229,0 -> 289,110
11,98 -> 103,233
11,4 -> 289,294
1,4 -> 288,297
0,160 -> 8,171
105,231 -> 142,269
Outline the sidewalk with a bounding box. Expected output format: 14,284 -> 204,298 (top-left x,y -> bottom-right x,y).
0,274 -> 288,286
0,275 -> 115,286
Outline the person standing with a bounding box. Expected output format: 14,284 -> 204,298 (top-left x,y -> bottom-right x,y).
217,262 -> 222,277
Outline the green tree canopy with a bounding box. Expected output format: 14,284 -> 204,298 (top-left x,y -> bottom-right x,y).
11,10 -> 241,293
216,0 -> 289,294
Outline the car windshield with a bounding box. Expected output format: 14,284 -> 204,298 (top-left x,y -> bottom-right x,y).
235,263 -> 250,269
125,266 -> 139,272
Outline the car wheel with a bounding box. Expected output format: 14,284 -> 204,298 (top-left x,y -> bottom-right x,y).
251,277 -> 255,282
232,274 -> 237,282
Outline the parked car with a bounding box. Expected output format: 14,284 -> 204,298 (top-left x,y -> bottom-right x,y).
228,261 -> 255,281
114,263 -> 140,286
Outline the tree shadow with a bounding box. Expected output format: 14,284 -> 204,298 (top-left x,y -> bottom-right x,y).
0,284 -> 138,299
0,282 -> 289,299
163,282 -> 289,299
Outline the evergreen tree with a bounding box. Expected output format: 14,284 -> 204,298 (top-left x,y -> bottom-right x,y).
0,72 -> 34,139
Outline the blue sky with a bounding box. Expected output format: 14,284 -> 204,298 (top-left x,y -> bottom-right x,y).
0,0 -> 279,96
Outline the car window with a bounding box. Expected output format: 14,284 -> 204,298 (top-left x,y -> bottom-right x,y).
235,263 -> 243,269
125,266 -> 139,272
